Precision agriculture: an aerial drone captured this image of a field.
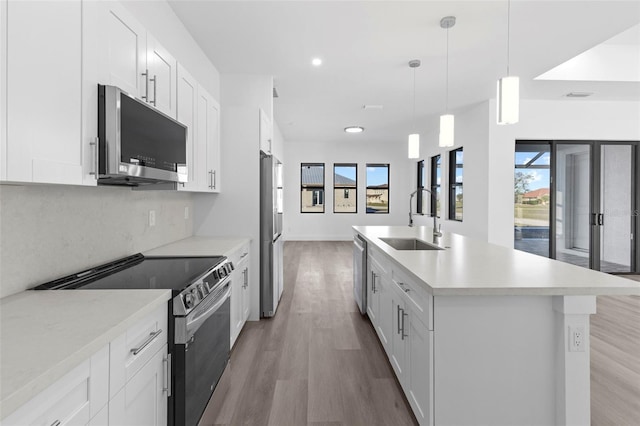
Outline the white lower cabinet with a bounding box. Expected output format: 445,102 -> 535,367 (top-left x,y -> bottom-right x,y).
3,304 -> 169,426
230,243 -> 251,348
3,345 -> 108,426
366,247 -> 434,426
109,344 -> 168,426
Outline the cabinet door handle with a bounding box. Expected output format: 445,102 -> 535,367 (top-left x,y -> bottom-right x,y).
371,271 -> 376,294
51,421 -> 61,426
397,305 -> 402,335
401,309 -> 408,340
89,137 -> 99,178
163,353 -> 172,397
213,170 -> 216,189
243,268 -> 248,288
208,170 -> 213,189
598,213 -> 604,226
150,75 -> 157,106
131,329 -> 162,355
141,70 -> 149,101
240,252 -> 248,259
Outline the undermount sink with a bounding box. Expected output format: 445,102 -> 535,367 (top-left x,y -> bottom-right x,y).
380,237 -> 444,251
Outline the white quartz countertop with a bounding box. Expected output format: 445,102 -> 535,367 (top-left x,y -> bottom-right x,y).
143,236 -> 250,258
0,289 -> 171,420
353,226 -> 640,296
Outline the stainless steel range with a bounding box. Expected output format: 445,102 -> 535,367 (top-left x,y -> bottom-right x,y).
34,253 -> 234,426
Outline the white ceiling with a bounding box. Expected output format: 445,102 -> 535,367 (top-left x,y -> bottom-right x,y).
168,0 -> 640,144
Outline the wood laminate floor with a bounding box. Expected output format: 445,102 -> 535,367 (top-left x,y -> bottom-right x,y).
591,276 -> 640,426
200,243 -> 640,426
199,241 -> 417,426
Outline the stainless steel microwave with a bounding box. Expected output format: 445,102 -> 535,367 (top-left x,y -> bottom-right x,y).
97,85 -> 187,186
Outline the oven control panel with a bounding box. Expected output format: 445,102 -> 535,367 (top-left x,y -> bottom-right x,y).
174,260 -> 234,316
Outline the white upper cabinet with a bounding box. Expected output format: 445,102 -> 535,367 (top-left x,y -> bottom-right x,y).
2,0 -> 84,185
259,108 -> 272,155
96,3 -> 176,118
196,86 -> 221,193
103,2 -> 146,98
146,35 -> 177,118
177,64 -> 198,192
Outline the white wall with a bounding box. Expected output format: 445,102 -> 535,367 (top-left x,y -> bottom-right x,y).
194,74 -> 274,320
0,185 -> 193,298
412,102 -> 491,242
411,99 -> 640,249
487,100 -> 640,248
283,140 -> 412,241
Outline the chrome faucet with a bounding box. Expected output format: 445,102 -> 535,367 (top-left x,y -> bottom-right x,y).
409,189 -> 442,239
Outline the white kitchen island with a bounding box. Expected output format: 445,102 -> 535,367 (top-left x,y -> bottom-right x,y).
353,226 -> 640,426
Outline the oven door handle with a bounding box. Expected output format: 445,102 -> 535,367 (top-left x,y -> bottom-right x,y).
186,282 -> 230,336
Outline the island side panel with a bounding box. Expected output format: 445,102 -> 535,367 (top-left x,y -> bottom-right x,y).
433,295 -> 556,426
552,295 -> 596,426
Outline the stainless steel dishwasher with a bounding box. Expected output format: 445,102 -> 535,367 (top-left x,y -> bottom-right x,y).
353,234 -> 367,314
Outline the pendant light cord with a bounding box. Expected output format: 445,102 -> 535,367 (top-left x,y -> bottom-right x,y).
445,27 -> 449,113
412,67 -> 416,128
507,0 -> 511,75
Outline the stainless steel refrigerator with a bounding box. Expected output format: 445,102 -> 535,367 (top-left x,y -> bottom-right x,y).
260,151 -> 284,317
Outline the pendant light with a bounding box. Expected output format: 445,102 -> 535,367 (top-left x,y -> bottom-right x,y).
439,16 -> 455,148
497,0 -> 519,124
408,59 -> 421,159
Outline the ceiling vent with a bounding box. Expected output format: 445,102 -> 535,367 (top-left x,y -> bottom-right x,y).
273,87 -> 279,98
565,92 -> 593,98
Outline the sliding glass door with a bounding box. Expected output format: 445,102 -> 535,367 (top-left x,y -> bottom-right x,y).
515,140 -> 639,273
553,143 -> 592,268
597,143 -> 636,272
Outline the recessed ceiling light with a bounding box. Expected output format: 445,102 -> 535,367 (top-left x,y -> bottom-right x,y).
311,58 -> 322,66
344,126 -> 364,133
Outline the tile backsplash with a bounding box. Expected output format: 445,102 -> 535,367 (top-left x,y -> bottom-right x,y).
0,184 -> 194,298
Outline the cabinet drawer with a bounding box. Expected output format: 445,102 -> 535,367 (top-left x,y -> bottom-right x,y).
228,243 -> 250,266
391,268 -> 433,331
3,345 -> 109,426
109,304 -> 168,398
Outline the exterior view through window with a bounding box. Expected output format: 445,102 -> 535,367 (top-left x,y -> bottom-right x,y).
431,155 -> 441,218
300,163 -> 325,213
448,148 -> 463,221
416,160 -> 425,214
334,164 -> 357,213
514,142 -> 551,257
366,164 -> 389,214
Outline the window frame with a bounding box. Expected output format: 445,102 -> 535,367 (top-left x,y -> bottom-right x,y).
300,163 -> 325,214
448,148 -> 463,221
430,155 -> 441,218
366,163 -> 390,214
416,160 -> 425,214
333,163 -> 358,214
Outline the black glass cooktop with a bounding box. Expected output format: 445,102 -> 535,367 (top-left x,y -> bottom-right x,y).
34,254 -> 225,292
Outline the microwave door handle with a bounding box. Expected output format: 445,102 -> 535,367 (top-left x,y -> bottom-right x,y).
141,70 -> 149,101
150,74 -> 157,106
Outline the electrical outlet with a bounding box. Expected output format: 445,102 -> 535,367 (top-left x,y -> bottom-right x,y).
149,210 -> 156,227
569,326 -> 585,352
184,206 -> 189,220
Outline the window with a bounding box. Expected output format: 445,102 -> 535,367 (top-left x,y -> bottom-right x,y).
448,148 -> 463,221
430,155 -> 441,218
416,160 -> 425,214
366,164 -> 389,214
334,164 -> 357,213
301,163 -> 325,213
